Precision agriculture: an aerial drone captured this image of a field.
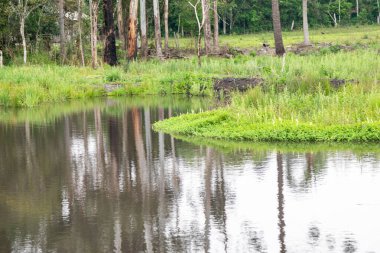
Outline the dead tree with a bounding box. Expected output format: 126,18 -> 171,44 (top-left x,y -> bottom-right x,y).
189,0 -> 205,67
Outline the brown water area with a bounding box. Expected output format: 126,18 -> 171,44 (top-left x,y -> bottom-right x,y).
0,97 -> 379,253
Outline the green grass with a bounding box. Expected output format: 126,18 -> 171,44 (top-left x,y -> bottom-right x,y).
154,78 -> 380,142
168,25 -> 380,49
1,47 -> 379,107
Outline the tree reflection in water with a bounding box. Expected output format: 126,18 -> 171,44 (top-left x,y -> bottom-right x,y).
0,98 -> 379,252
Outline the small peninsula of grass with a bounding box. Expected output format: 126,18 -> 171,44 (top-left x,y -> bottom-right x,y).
154,87 -> 380,142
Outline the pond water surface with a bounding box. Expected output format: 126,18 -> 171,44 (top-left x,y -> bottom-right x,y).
0,97 -> 380,253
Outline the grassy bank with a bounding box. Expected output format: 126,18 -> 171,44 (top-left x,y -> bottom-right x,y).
154,83 -> 380,142
1,47 -> 379,107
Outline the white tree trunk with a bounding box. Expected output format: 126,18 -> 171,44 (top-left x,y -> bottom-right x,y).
0,50 -> 3,68
302,0 -> 310,45
78,0 -> 85,66
20,17 -> 27,64
140,0 -> 148,57
164,0 -> 169,54
58,0 -> 66,64
356,0 -> 359,17
213,0 -> 219,52
153,0 -> 163,57
90,0 -> 99,68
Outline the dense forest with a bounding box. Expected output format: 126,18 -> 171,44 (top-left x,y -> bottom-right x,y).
0,0 -> 379,65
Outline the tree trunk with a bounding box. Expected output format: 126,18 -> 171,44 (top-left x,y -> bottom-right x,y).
201,0 -> 212,54
377,0 -> 380,24
223,15 -> 226,34
20,17 -> 27,64
229,8 -> 233,33
140,0 -> 148,58
356,0 -> 359,17
90,0 -> 98,68
213,0 -> 219,52
117,0 -> 127,54
153,0 -> 163,58
0,50 -> 3,68
58,0 -> 66,64
164,0 -> 169,54
338,0 -> 341,23
103,0 -> 118,66
77,0 -> 85,66
127,0 -> 139,60
271,0 -> 285,56
302,0 -> 310,45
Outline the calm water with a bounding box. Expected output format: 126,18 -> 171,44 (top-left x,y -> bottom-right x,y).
1,97 -> 380,253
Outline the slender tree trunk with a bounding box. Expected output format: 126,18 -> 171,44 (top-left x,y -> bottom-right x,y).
58,0 -> 66,64
117,0 -> 127,54
20,17 -> 27,64
77,0 -> 85,66
377,0 -> 380,24
223,14 -> 226,34
302,0 -> 310,45
0,50 -> 3,68
229,8 -> 233,33
90,0 -> 99,68
103,0 -> 118,66
140,0 -> 148,58
127,0 -> 139,60
153,0 -> 163,58
271,0 -> 285,56
213,0 -> 219,52
356,0 -> 359,17
164,0 -> 169,54
201,0 -> 212,54
338,0 -> 341,23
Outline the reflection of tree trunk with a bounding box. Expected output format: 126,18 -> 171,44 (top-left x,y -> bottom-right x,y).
158,108 -> 166,252
94,108 -> 105,180
204,147 -> 213,252
144,107 -> 152,171
277,153 -> 286,253
132,108 -> 153,253
122,112 -> 131,192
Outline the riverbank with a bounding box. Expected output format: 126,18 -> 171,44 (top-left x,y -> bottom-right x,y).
154,83 -> 380,142
1,47 -> 379,107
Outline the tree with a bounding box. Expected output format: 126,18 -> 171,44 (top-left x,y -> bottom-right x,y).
302,0 -> 311,45
10,0 -> 45,64
117,0 -> 127,54
103,0 -> 117,66
189,0 -> 205,67
271,0 -> 285,56
77,0 -> 85,66
153,0 -> 163,58
89,0 -> 99,68
201,0 -> 212,54
213,0 -> 219,52
164,0 -> 169,54
140,0 -> 148,58
127,0 -> 139,60
58,0 -> 65,64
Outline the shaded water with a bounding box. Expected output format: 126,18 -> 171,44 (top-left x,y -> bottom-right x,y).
1,97 -> 380,253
